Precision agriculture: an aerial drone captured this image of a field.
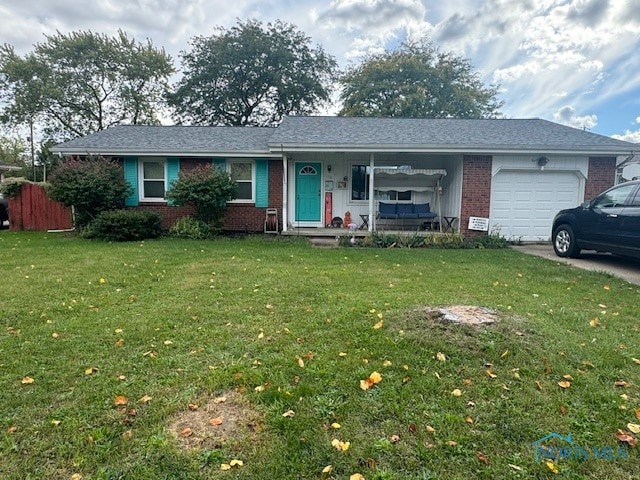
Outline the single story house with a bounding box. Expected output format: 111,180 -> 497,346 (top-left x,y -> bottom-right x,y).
51,116 -> 638,241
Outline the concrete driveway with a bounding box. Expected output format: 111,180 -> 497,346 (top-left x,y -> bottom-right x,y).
512,244 -> 640,286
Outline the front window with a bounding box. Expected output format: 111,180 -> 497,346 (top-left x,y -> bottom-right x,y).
351,164 -> 412,202
139,158 -> 166,201
228,161 -> 254,202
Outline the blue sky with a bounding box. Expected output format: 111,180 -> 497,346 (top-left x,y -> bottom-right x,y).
1,0 -> 640,142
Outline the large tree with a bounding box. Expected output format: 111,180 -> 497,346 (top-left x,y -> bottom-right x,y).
169,19 -> 338,127
339,43 -> 503,118
0,30 -> 174,140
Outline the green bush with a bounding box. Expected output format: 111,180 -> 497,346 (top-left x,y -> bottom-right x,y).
358,231 -> 509,249
0,177 -> 31,198
165,165 -> 235,231
169,216 -> 212,239
83,209 -> 162,241
47,156 -> 132,227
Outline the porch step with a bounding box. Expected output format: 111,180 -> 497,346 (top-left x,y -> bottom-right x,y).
308,236 -> 340,248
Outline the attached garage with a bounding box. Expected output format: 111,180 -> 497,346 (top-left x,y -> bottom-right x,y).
490,170 -> 584,241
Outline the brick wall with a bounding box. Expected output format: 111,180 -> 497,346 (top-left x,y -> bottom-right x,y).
137,158 -> 283,233
460,155 -> 493,237
585,157 -> 616,200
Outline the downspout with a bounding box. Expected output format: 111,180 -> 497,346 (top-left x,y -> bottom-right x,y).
281,146 -> 288,232
368,153 -> 375,232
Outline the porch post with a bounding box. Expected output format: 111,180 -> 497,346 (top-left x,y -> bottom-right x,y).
282,151 -> 288,232
368,153 -> 375,232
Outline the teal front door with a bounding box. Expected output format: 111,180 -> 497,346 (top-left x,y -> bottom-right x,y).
295,163 -> 322,222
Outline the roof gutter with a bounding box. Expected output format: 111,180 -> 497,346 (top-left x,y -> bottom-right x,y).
268,144 -> 636,156
50,149 -> 280,158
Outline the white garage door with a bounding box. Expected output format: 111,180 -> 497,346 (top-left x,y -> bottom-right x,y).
490,171 -> 582,241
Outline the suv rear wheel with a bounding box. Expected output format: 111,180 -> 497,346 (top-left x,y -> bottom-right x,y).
553,224 -> 580,258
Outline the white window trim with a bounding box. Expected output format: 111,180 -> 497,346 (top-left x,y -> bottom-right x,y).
138,157 -> 168,203
227,159 -> 256,204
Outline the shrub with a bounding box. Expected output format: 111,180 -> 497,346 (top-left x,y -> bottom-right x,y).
165,165 -> 236,231
0,177 -> 31,198
169,216 -> 212,239
47,156 -> 132,227
83,209 -> 162,241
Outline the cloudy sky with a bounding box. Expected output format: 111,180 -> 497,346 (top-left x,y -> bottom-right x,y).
2,0 -> 640,141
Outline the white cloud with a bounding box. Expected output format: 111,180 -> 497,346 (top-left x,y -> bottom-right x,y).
612,130 -> 640,143
553,105 -> 598,129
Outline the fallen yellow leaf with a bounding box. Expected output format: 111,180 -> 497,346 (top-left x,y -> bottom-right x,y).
436,352 -> 446,362
70,474 -> 83,480
331,422 -> 341,429
297,356 -> 305,368
485,369 -> 497,379
545,460 -> 559,474
558,380 -> 571,389
51,420 -> 61,426
229,459 -> 243,467
138,395 -> 152,403
331,438 -> 350,451
282,410 -> 295,418
21,376 -> 34,384
322,465 -> 333,474
84,367 -> 98,376
451,388 -> 462,397
350,474 -> 365,480
220,463 -> 231,470
426,425 -> 436,433
465,416 -> 474,424
373,320 -> 384,330
589,318 -> 600,327
113,395 -> 128,406
627,423 -> 640,434
360,371 -> 382,390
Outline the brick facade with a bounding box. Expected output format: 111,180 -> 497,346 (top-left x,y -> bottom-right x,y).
459,155 -> 493,237
136,158 -> 283,233
585,157 -> 616,201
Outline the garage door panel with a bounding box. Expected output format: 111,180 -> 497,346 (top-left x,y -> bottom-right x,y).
490,171 -> 581,241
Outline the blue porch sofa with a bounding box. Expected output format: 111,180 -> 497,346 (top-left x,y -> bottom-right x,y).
377,202 -> 437,229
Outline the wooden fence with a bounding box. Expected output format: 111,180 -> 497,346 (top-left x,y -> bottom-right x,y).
8,183 -> 73,231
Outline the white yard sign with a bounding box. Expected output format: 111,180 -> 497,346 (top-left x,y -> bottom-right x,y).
468,216 -> 490,232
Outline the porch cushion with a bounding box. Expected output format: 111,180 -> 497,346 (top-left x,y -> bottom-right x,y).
396,203 -> 418,218
414,203 -> 437,219
378,202 -> 398,219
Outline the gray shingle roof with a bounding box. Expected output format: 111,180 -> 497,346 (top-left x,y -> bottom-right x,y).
269,117 -> 637,154
52,117 -> 638,156
51,125 -> 276,156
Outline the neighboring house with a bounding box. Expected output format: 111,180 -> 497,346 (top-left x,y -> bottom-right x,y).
51,116 -> 638,241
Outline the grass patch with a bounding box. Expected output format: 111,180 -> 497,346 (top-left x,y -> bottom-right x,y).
1,232 -> 639,479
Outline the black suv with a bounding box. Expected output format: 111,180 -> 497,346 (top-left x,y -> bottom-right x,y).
0,193 -> 8,228
552,180 -> 640,259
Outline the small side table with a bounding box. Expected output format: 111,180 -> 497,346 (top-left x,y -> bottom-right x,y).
441,216 -> 458,232
359,214 -> 369,230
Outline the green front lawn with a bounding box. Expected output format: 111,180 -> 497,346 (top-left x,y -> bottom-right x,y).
1,232 -> 638,479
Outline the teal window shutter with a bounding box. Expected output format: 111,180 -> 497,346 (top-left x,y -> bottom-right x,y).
255,159 -> 269,208
123,157 -> 139,206
167,157 -> 180,205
